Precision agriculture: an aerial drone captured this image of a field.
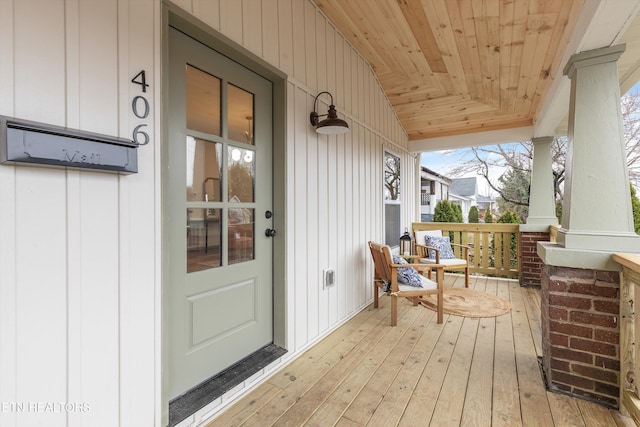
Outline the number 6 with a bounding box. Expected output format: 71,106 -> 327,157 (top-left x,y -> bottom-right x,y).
132,124 -> 150,145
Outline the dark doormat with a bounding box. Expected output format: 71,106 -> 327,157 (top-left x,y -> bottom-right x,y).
169,343 -> 287,426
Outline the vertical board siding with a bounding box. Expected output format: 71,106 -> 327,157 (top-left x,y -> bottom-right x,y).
242,0 -> 263,56
293,86 -> 309,349
16,169 -> 67,427
0,0 -> 415,425
292,0 -> 306,83
14,0 -> 65,124
219,0 -> 243,44
78,175 -> 120,426
79,1 -> 119,134
118,0 -> 158,425
261,0 -> 280,66
0,0 -> 158,426
0,0 -> 17,422
278,0 -> 294,76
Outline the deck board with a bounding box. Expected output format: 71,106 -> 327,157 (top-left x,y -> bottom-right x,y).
205,274 -> 635,427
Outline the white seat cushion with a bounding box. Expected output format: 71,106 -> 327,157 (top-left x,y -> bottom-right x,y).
419,257 -> 467,267
396,275 -> 437,292
419,275 -> 438,290
415,230 -> 442,245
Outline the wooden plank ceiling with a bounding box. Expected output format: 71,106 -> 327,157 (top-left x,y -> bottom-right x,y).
314,0 -> 584,140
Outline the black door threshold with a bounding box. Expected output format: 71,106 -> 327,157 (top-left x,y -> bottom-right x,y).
168,343 -> 287,426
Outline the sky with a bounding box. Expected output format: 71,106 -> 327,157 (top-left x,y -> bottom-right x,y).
420,83 -> 640,197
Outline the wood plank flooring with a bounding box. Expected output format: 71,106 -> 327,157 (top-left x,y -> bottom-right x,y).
206,275 -> 636,426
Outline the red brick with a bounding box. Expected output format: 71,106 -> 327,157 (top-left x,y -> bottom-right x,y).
552,370 -> 595,389
591,285 -> 619,298
551,347 -> 593,364
550,321 -> 593,339
570,311 -> 617,328
593,300 -> 619,314
567,282 -> 597,296
594,329 -> 619,345
549,307 -> 568,321
551,359 -> 570,371
550,267 -> 596,280
570,338 -> 617,357
571,364 -> 618,384
549,294 -> 592,310
550,332 -> 569,346
593,382 -> 620,399
595,356 -> 620,371
595,271 -> 620,284
548,280 -> 568,292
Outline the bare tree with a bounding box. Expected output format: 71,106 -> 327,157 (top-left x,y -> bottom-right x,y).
447,91 -> 640,206
622,91 -> 640,186
384,152 -> 400,200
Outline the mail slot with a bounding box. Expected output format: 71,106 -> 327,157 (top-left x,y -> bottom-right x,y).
0,116 -> 138,174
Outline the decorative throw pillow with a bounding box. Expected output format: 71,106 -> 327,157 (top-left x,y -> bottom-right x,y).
425,235 -> 456,259
392,255 -> 423,287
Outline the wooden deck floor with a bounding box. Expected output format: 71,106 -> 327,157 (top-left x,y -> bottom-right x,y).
206,274 -> 636,426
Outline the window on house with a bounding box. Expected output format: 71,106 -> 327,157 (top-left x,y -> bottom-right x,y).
384,151 -> 401,246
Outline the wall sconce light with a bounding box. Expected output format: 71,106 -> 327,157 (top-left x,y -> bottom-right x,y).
309,91 -> 349,135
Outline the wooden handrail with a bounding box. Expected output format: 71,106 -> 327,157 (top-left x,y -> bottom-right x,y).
412,222 -> 521,278
613,253 -> 640,423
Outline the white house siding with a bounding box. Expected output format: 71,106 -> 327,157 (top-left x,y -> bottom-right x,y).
0,1 -> 414,426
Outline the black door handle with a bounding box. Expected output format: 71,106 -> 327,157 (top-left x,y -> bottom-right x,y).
265,228 -> 276,237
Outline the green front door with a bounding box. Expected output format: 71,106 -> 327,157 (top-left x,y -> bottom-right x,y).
166,28 -> 274,399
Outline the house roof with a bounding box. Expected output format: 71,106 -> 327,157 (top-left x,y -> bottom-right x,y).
420,166 -> 452,183
450,177 -> 478,197
476,194 -> 495,209
313,1 -> 640,150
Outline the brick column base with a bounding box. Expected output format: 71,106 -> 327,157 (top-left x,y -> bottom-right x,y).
541,264 -> 621,408
519,231 -> 549,287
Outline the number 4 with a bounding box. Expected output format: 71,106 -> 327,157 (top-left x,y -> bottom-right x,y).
131,70 -> 149,93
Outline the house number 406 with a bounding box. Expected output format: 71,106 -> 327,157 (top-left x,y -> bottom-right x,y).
131,70 -> 150,145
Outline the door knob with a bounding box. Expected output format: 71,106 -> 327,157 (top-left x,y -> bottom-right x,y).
265,228 -> 276,237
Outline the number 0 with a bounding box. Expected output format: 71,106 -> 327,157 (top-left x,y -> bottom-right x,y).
132,96 -> 150,119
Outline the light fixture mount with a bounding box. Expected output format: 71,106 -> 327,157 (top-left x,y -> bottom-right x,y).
309,91 -> 349,135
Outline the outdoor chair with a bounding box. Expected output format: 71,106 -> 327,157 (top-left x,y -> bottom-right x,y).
368,241 -> 445,325
413,229 -> 471,288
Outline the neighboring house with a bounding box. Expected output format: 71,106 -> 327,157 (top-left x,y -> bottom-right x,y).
449,177 -> 478,222
476,194 -> 497,220
420,167 -> 451,221
421,172 -> 494,223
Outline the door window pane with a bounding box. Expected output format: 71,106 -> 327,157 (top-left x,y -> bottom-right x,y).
228,147 -> 255,203
186,65 -> 221,136
187,208 -> 221,273
228,208 -> 254,264
227,84 -> 254,144
186,136 -> 222,202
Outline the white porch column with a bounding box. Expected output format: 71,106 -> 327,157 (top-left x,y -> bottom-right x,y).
526,136 -> 558,227
556,44 -> 640,253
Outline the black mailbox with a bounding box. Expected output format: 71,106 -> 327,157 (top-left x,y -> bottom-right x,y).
0,116 -> 138,174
